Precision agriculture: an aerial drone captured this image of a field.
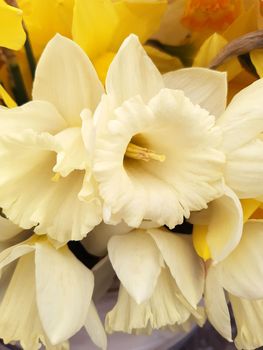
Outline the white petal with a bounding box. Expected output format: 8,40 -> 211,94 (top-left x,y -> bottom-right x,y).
0,254 -> 48,350
105,34 -> 164,106
107,231 -> 163,304
0,240 -> 35,270
205,266 -> 232,342
230,294 -> 263,350
0,216 -> 22,241
148,228 -> 204,308
82,221 -> 132,257
53,127 -> 90,177
217,78 -> 263,153
33,34 -> 103,127
0,101 -> 66,135
207,187 -> 243,262
106,268 -> 192,334
163,68 -> 227,117
224,138 -> 263,198
35,240 -> 94,344
218,220 -> 263,299
85,301 -> 107,350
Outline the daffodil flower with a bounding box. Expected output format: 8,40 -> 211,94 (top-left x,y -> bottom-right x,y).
0,34 -> 103,242
105,227 -> 205,333
204,219 -> 263,350
191,192 -> 263,348
93,34 -> 226,229
0,0 -> 25,50
0,234 -> 107,350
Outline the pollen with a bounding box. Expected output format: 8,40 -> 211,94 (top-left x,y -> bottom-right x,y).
125,142 -> 166,162
181,0 -> 242,32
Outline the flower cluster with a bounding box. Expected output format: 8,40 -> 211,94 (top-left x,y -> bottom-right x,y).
0,1 -> 263,350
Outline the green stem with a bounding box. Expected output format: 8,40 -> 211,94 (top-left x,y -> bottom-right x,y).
9,62 -> 28,105
24,31 -> 36,79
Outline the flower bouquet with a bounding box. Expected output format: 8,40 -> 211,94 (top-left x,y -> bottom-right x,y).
0,0 -> 263,349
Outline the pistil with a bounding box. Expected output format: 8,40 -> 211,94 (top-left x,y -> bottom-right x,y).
125,142 -> 166,162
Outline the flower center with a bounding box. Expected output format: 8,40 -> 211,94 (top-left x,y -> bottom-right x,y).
125,142 -> 166,162
181,0 -> 242,32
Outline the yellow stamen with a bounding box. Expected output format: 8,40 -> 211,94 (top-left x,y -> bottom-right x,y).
125,142 -> 166,162
51,172 -> 61,182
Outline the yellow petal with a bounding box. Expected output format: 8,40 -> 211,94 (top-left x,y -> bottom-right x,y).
72,0 -> 118,59
18,0 -> 74,59
193,32 -> 241,81
111,0 -> 167,51
0,84 -> 16,108
250,49 -> 263,78
192,225 -> 211,261
0,0 -> 25,50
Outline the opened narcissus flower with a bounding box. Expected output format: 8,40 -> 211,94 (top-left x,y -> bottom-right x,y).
0,217 -> 107,350
0,35 -> 103,243
105,226 -> 205,333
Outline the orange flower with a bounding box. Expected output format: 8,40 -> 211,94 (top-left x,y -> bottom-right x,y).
182,0 -> 242,32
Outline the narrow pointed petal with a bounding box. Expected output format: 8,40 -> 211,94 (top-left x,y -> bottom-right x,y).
163,68 -> 227,117
33,34 -> 103,126
0,254 -> 47,350
85,301 -> 107,350
0,241 -> 35,270
105,34 -> 164,106
35,241 -> 94,344
0,84 -> 16,108
148,228 -> 204,308
205,266 -> 232,342
108,231 -> 163,304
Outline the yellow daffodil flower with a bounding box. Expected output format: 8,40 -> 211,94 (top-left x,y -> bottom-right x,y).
105,227 -> 205,333
0,0 -> 25,50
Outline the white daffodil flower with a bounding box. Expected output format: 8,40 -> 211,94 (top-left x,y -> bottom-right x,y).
216,79 -> 263,199
0,34 -> 103,243
0,234 -> 107,350
204,220 -> 263,350
105,227 -> 205,333
93,34 -> 226,229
